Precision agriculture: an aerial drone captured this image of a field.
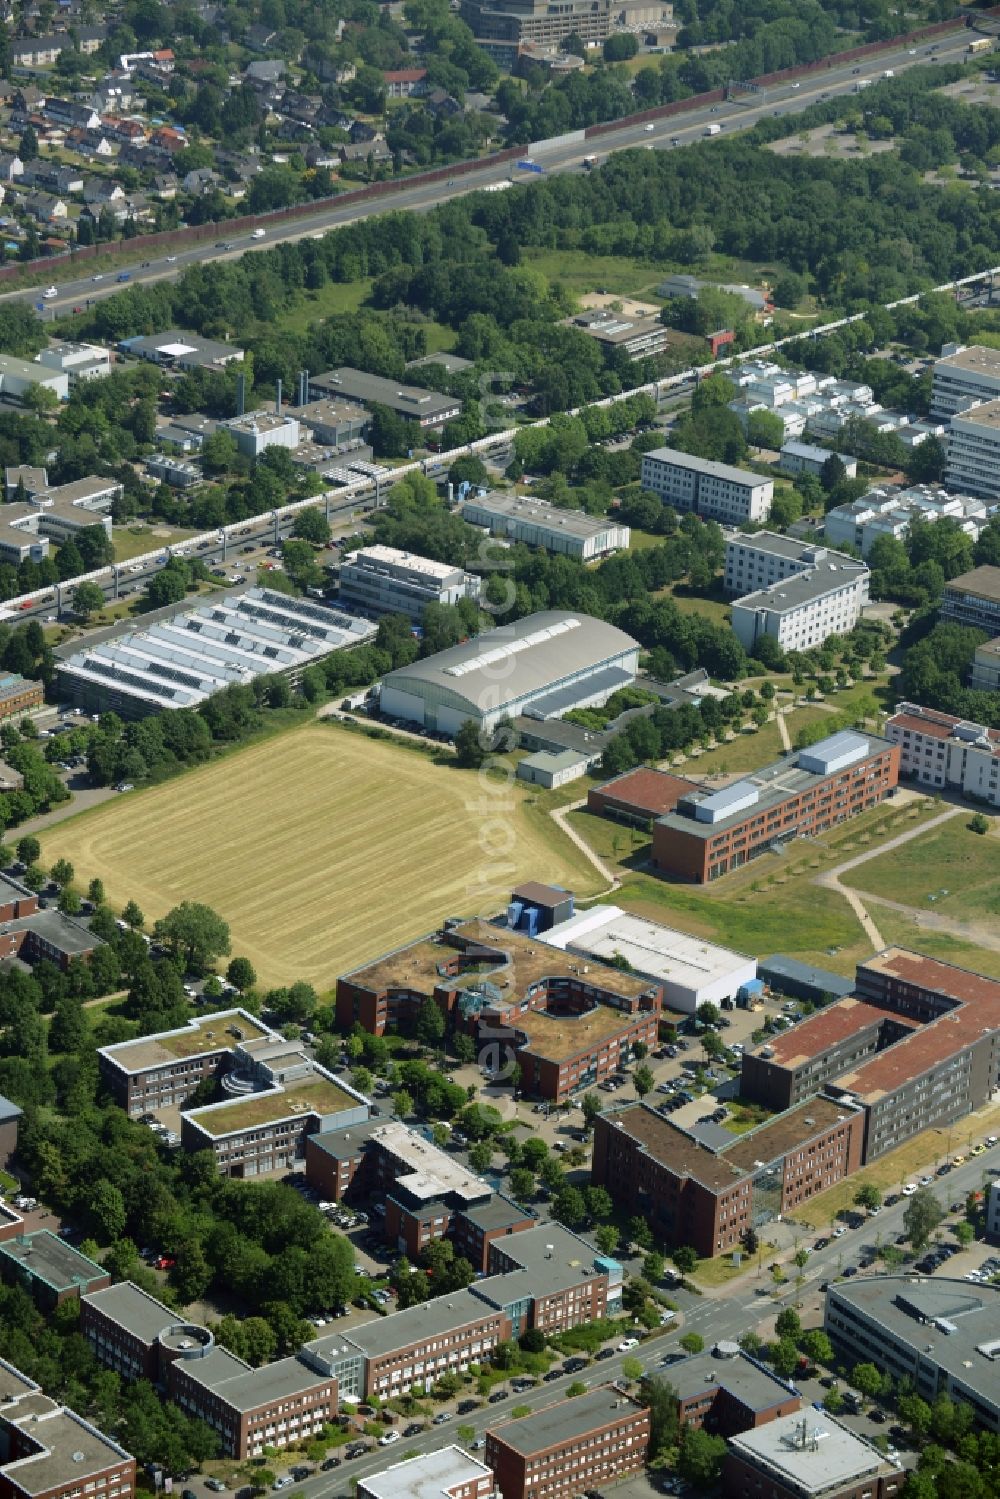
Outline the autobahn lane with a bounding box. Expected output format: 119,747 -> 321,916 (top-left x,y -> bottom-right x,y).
13,27 -> 975,317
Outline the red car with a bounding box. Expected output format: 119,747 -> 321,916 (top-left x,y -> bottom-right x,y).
155,1256 -> 176,1270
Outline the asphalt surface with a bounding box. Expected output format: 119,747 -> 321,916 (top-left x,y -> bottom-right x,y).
248,1145 -> 999,1499
15,30 -> 975,317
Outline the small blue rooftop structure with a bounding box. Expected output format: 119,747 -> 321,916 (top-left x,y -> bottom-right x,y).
757,955 -> 854,1004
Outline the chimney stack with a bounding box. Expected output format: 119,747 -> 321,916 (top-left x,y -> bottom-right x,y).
235,373 -> 246,417
276,378 -> 282,414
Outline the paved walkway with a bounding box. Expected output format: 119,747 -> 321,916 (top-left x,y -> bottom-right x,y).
775,707 -> 791,752
815,804 -> 965,953
549,798 -> 620,896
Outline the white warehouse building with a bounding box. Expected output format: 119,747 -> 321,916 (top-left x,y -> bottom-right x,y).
538,903 -> 757,1015
460,491 -> 630,560
378,610 -> 640,736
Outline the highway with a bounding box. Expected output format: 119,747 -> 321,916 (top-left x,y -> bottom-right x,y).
269,1148 -> 1000,1499
16,28 -> 977,318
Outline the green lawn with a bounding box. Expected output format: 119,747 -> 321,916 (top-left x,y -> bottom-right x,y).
667,583 -> 731,627
265,276 -> 374,335
844,817 -> 1000,923
113,525 -> 197,563
522,249 -> 666,300
672,719 -> 785,778
870,909 -> 1000,981
567,808 -> 651,872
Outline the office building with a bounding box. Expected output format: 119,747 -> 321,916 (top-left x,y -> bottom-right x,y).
824,483 -> 994,559
668,1347 -> 800,1435
885,701 -> 1000,807
725,1411 -> 905,1499
0,355 -> 67,404
119,330 -> 244,371
651,731 -> 899,884
779,441 -> 856,479
460,492 -> 630,561
824,1276 -> 1000,1432
970,636 -> 1000,692
145,454 -> 201,488
945,399 -> 1000,501
587,767 -> 701,826
940,564 -> 1000,633
725,534 -> 869,653
0,676 -> 43,721
486,1388 -> 650,1499
306,368 -> 459,429
0,1231 -> 109,1310
987,1182 -> 1000,1244
358,1449 -> 495,1499
35,341 -> 111,386
4,469 -> 47,501
0,1096 -> 20,1172
378,610 -> 640,737
220,409 -> 300,459
460,0 -> 614,63
0,1358 -> 135,1499
81,1284 -> 336,1458
336,905 -> 661,1102
98,1009 -> 278,1116
472,1221 -> 620,1335
640,448 -> 772,525
565,308 -> 673,362
739,996 -> 917,1112
931,343 -> 1000,419
288,398 -> 367,447
58,589 -> 376,719
338,545 -> 480,623
538,903 -> 756,1015
592,1097 -> 864,1257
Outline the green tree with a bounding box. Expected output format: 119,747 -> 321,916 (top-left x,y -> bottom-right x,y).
775,1308 -> 801,1342
854,1182 -> 882,1213
800,1330 -> 834,1365
851,1362 -> 885,1401
672,1245 -> 697,1275
89,1179 -> 126,1243
771,1338 -> 800,1379
642,1251 -> 665,1284
414,998 -> 445,1046
51,858 -> 74,888
633,1063 -> 654,1098
122,900 -> 144,929
292,509 -> 332,545
903,1187 -> 944,1251
968,813 -> 990,835
595,1224 -> 620,1257
679,1332 -> 704,1354
454,719 -> 486,768
227,956 -> 257,991
620,1355 -> 644,1383
678,1426 -> 728,1489
72,581 -> 106,620
16,836 -> 40,866
153,901 -> 231,973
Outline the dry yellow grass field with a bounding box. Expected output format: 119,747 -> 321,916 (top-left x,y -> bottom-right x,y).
41,724 -> 600,990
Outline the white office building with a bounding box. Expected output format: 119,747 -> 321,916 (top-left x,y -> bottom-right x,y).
945,397 -> 1000,501
221,409 -> 300,460
35,340 -> 112,386
886,701 -> 1000,808
639,448 -> 772,525
338,545 -> 480,623
539,903 -> 756,1015
728,541 -> 869,656
931,343 -> 1000,419
970,637 -> 1000,693
779,440 -> 857,480
460,491 -> 630,560
824,483 -> 995,558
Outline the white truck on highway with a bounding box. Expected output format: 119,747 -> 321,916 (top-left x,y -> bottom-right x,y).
704,122 -> 721,136
854,78 -> 872,91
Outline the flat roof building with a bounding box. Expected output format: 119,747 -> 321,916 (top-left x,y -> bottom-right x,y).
306,368 -> 459,428
724,533 -> 869,654
886,700 -> 1000,808
339,545 -> 480,623
725,1410 -> 905,1499
0,676 -> 43,721
119,330 -> 244,371
970,636 -> 1000,693
945,400 -> 1000,501
779,440 -> 856,480
0,1231 -> 109,1310
652,731 -> 898,884
824,483 -> 993,559
592,1097 -> 864,1257
565,308 -> 673,362
460,491 -> 630,561
940,563 -> 1000,633
58,588 -> 376,719
0,1359 -> 135,1499
587,767 -> 700,826
756,956 -> 855,1005
640,448 -> 773,525
668,1347 -> 800,1436
378,610 -> 640,737
824,1276 -> 1000,1432
0,355 -> 67,404
220,409 -> 300,459
358,1447 -> 495,1499
538,903 -> 756,1015
486,1386 -> 650,1499
931,342 -> 1000,418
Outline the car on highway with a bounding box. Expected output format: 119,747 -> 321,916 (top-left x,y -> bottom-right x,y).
617,1337 -> 640,1351
117,272 -> 130,283
644,123 -> 654,132
44,286 -> 57,298
320,1458 -> 340,1471
166,255 -> 177,262
377,1431 -> 400,1447
92,273 -> 103,282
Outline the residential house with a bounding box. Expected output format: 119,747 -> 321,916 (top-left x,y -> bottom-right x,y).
425,86 -> 462,116
0,155 -> 23,183
182,167 -> 222,195
11,26 -> 105,65
102,117 -> 146,146
65,127 -> 114,158
349,119 -> 378,144
83,178 -> 125,206
383,67 -> 428,97
339,141 -> 392,165
23,192 -> 68,224
43,97 -> 101,131
245,59 -> 286,86
149,126 -> 186,153
151,173 -> 178,199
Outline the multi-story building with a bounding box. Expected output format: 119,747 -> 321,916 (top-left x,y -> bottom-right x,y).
930,343 -> 1000,419
35,342 -> 112,387
940,564 -> 1000,633
486,1387 -> 649,1499
592,1097 -> 864,1257
640,449 -> 772,525
306,369 -> 459,429
0,879 -> 104,971
779,441 -> 856,480
0,1357 -> 135,1499
885,701 -> 1000,808
651,731 -> 899,884
220,410 -> 300,460
358,1448 -> 495,1499
98,1010 -> 274,1117
460,0 -> 614,64
565,309 -> 673,363
288,398 -> 368,447
945,400 -> 1000,501
0,676 -> 42,722
460,492 -> 630,561
987,1181 -> 1000,1244
668,1348 -> 800,1435
823,483 -> 994,559
338,545 -> 481,623
824,1276 -> 1000,1432
970,636 -> 1000,692
81,1283 -> 337,1458
335,911 -> 661,1102
724,534 -> 869,654
587,767 -> 700,827
0,1231 -> 108,1310
725,1411 -> 905,1499
472,1222 -> 619,1336
0,1095 -> 20,1172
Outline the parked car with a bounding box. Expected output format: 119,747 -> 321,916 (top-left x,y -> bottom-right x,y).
206,1480 -> 226,1491
320,1458 -> 341,1471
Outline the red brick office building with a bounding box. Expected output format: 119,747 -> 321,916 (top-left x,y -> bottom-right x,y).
487,1387 -> 650,1499
587,767 -> 699,826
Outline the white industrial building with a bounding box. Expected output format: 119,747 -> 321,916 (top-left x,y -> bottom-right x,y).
539,902 -> 756,1015
824,482 -> 995,558
639,448 -> 772,525
460,491 -> 630,561
338,545 -> 480,623
35,340 -> 111,387
357,1448 -> 495,1499
726,1412 -> 904,1499
378,610 -> 640,736
221,409 -> 301,460
886,701 -> 1000,808
725,533 -> 869,653
58,588 -> 376,719
931,343 -> 1000,419
944,397 -> 1000,501
0,352 -> 67,403
779,440 -> 856,479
